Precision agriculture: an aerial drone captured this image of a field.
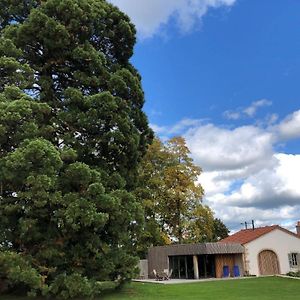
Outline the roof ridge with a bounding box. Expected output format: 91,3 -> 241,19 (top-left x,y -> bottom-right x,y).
220,224 -> 299,244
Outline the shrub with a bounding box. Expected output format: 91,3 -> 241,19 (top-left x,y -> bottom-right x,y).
0,251 -> 45,296
48,273 -> 118,299
286,271 -> 300,277
0,252 -> 119,298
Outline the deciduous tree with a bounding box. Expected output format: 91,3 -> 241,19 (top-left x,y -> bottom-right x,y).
212,218 -> 230,241
135,137 -> 229,254
163,137 -> 204,243
135,137 -> 204,250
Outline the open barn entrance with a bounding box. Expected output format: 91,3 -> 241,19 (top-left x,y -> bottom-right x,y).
197,255 -> 216,278
169,255 -> 194,279
169,255 -> 216,279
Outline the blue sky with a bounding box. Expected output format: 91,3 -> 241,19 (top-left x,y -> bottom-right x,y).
109,0 -> 300,232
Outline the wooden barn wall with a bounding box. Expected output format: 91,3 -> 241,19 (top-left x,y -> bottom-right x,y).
148,243 -> 244,278
234,253 -> 245,276
148,248 -> 169,278
215,254 -> 244,278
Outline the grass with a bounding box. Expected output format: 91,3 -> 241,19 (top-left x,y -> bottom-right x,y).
101,277 -> 300,300
0,277 -> 299,300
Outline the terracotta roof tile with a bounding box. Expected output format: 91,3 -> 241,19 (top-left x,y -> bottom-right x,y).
220,225 -> 299,245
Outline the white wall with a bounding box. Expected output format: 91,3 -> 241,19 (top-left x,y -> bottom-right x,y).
244,229 -> 300,276
138,259 -> 148,279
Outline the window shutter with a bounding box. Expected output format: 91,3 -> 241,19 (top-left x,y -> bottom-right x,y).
288,253 -> 293,268
297,253 -> 300,267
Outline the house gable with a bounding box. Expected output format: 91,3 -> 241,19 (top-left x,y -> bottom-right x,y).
242,228 -> 300,275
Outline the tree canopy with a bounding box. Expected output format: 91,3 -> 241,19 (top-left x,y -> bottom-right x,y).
135,137 -> 229,257
0,0 -> 152,298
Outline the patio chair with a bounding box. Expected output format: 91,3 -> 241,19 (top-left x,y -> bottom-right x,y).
162,269 -> 173,280
153,269 -> 159,280
153,269 -> 164,281
167,269 -> 173,280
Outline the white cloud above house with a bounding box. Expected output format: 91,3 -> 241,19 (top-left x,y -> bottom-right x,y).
151,107 -> 300,231
185,124 -> 274,172
108,0 -> 237,38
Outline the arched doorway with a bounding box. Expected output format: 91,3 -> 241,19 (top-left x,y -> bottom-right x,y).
258,250 -> 280,275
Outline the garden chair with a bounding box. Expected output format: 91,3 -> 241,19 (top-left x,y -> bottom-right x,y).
167,269 -> 173,280
162,269 -> 173,280
153,269 -> 164,281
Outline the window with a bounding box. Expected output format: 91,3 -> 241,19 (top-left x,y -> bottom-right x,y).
288,253 -> 299,268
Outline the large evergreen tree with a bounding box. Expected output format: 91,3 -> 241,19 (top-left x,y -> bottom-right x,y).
0,0 -> 152,298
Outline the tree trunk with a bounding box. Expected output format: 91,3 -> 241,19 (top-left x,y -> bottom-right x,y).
177,198 -> 182,243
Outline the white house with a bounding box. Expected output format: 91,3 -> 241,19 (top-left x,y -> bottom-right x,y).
142,222 -> 300,279
221,222 -> 300,276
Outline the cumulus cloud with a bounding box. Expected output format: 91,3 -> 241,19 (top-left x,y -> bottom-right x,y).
185,124 -> 274,172
208,203 -> 300,232
151,108 -> 300,231
205,153 -> 300,209
278,110 -> 300,140
109,0 -> 237,38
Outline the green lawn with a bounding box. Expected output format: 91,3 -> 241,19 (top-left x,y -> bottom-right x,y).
0,277 -> 299,300
102,277 -> 300,300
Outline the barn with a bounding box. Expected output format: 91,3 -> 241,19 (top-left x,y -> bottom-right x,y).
142,222 -> 300,279
220,223 -> 300,276
147,242 -> 244,279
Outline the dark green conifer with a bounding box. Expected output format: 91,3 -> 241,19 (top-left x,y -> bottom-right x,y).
0,1 -> 152,297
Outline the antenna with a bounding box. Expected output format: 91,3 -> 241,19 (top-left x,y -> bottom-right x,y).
241,222 -> 247,229
241,220 -> 255,230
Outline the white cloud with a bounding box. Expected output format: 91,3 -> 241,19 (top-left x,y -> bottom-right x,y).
150,118 -> 205,136
168,118 -> 204,134
243,99 -> 272,117
223,110 -> 241,120
152,108 -> 300,231
209,203 -> 300,232
223,99 -> 272,120
278,110 -> 300,140
199,171 -> 232,196
185,124 -> 274,171
109,0 -> 236,38
263,113 -> 279,126
205,153 -> 300,209
150,123 -> 168,135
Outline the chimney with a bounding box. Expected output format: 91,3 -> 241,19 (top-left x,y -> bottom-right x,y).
296,221 -> 300,236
